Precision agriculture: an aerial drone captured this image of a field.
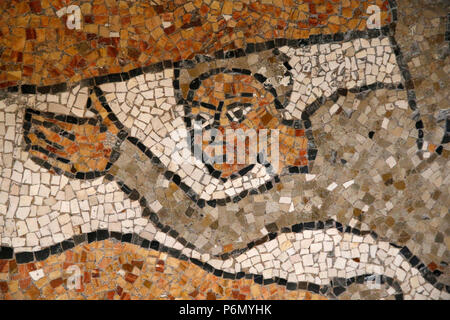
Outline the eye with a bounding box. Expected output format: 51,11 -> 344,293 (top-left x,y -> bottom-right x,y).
229,108 -> 243,121
226,103 -> 252,123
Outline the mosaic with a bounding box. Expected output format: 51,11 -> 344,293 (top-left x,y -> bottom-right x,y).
0,0 -> 449,301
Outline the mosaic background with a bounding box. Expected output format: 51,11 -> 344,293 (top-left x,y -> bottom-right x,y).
0,0 -> 449,300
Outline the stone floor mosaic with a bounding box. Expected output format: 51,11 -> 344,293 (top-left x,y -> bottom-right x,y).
0,0 -> 449,301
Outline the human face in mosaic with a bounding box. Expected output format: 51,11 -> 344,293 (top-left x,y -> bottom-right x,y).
0,0 -> 448,300
179,53 -> 308,181
93,35 -> 406,206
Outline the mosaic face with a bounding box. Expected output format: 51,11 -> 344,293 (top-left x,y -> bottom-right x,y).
0,0 -> 449,301
183,68 -> 309,180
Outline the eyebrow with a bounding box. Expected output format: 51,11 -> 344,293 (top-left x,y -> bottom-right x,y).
226,102 -> 253,110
